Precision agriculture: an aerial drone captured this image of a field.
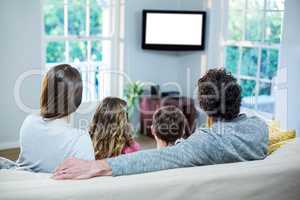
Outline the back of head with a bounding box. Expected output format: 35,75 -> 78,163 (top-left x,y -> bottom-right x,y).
40,64 -> 83,119
197,68 -> 242,121
152,106 -> 186,145
89,97 -> 133,159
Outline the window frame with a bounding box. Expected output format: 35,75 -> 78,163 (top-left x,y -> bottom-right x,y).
42,0 -> 125,102
221,0 -> 284,111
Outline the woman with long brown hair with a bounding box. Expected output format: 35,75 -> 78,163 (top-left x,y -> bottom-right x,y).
89,97 -> 140,160
17,64 -> 94,173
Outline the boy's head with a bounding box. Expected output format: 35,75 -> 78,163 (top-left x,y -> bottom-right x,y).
152,106 -> 186,148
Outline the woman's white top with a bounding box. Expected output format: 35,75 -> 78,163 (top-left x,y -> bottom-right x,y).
17,114 -> 95,173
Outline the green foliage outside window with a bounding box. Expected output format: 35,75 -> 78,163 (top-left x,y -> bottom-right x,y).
225,46 -> 239,74
225,0 -> 284,98
241,47 -> 258,77
265,12 -> 283,44
90,0 -> 104,35
241,79 -> 256,97
91,41 -> 104,61
44,0 -> 64,36
44,0 -> 105,63
259,82 -> 272,96
69,41 -> 87,62
68,0 -> 86,36
46,41 -> 65,63
260,49 -> 279,79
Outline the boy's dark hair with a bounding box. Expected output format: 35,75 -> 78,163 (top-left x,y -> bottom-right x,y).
152,106 -> 186,145
197,68 -> 242,121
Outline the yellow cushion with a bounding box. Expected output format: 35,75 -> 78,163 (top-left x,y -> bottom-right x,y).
268,120 -> 296,155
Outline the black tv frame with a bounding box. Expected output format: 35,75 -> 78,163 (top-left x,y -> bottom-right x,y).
142,10 -> 206,51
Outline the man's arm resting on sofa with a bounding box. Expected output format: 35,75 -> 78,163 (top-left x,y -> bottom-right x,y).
52,158 -> 112,180
52,142 -> 197,180
106,140 -> 208,176
52,142 -> 198,180
52,145 -> 198,180
52,132 -> 217,179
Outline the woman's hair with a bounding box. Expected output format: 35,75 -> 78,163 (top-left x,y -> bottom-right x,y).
40,64 -> 83,119
152,106 -> 186,145
197,68 -> 242,121
89,97 -> 134,160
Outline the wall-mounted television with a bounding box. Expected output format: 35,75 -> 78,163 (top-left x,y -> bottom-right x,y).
142,10 -> 206,51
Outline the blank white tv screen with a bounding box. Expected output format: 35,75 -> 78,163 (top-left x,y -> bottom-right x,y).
143,11 -> 206,50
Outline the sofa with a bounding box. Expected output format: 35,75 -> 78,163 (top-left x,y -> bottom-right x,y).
0,139 -> 300,200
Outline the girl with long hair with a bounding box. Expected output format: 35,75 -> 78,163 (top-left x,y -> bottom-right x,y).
89,97 -> 140,160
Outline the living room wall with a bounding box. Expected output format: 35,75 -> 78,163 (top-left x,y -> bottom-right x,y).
276,0 -> 300,135
0,0 -> 207,149
0,0 -> 42,149
124,0 -> 205,97
0,0 -> 210,148
73,0 -> 207,131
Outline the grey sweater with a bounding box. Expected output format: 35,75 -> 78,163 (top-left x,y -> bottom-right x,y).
107,114 -> 269,176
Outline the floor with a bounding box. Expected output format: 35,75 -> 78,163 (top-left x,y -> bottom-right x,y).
0,134 -> 156,161
0,148 -> 20,161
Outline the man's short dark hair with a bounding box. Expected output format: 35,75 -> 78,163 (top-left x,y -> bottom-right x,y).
152,106 -> 186,145
197,68 -> 242,121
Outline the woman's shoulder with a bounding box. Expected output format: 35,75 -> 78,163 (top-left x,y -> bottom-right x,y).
23,114 -> 42,123
20,114 -> 43,131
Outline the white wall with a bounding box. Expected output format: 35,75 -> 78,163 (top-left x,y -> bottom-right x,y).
74,0 -> 207,130
205,0 -> 224,69
124,0 -> 206,96
0,0 -> 42,149
0,0 -> 207,148
275,0 -> 300,134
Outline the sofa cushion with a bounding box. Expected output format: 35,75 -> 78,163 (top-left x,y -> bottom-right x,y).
0,139 -> 299,200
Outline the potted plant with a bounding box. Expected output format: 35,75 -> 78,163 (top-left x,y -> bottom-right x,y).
124,81 -> 144,136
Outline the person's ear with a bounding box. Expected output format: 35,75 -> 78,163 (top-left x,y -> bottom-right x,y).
151,126 -> 159,140
151,125 -> 155,137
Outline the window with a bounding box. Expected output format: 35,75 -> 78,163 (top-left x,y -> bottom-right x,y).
43,0 -> 125,102
223,0 -> 285,114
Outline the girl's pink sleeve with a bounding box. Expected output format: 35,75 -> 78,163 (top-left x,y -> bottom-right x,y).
122,141 -> 141,154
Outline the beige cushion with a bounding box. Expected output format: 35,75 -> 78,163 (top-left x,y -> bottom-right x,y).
0,139 -> 300,200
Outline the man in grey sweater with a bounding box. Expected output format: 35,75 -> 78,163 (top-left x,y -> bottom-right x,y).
52,69 -> 268,179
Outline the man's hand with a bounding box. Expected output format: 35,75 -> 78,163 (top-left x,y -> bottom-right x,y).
52,157 -> 112,180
